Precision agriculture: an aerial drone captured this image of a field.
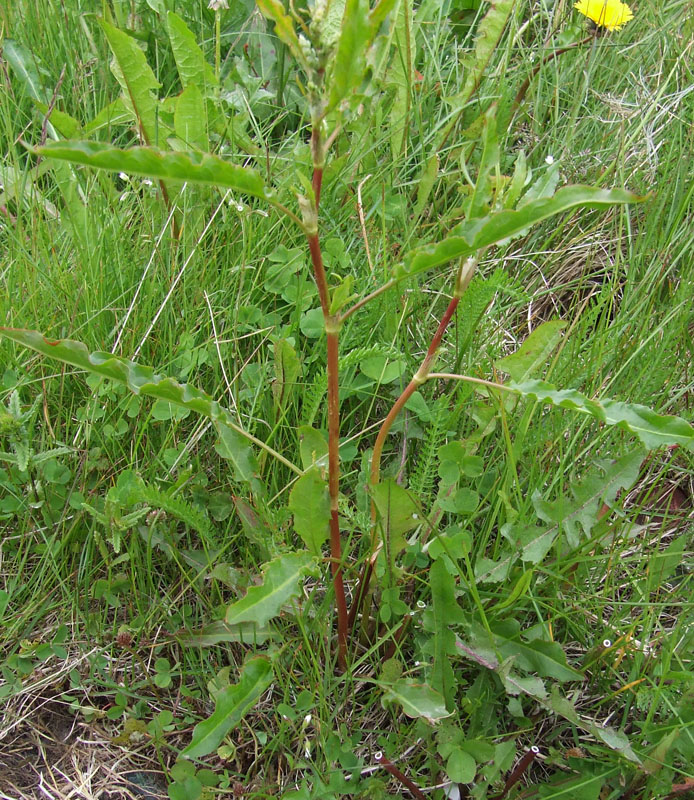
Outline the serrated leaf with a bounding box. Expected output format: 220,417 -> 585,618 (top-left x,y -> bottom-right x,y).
382,680 -> 450,722
166,11 -> 217,89
424,559 -> 465,710
182,655 -> 273,759
495,320 -> 567,382
0,329 -> 301,476
288,468 -> 330,555
35,142 -> 278,205
508,380 -> 694,451
224,551 -> 314,627
394,187 -> 642,281
100,20 -> 163,146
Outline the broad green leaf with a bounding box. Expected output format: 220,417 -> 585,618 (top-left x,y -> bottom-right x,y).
495,320 -> 567,382
166,11 -> 217,89
490,619 -> 582,682
328,0 -> 371,109
320,0 -> 347,48
256,0 -> 308,69
508,380 -> 694,451
182,655 -> 273,759
0,329 -> 302,475
82,98 -> 130,134
288,469 -> 331,555
360,355 -> 407,383
298,426 -> 329,470
35,142 -> 278,205
224,551 -> 315,627
4,39 -> 48,102
369,0 -> 400,34
394,186 -> 642,281
371,479 -> 420,556
176,621 -> 274,647
382,680 -> 450,722
100,19 -> 163,146
214,423 -> 259,483
446,748 -> 477,783
174,83 -> 208,151
32,100 -> 81,139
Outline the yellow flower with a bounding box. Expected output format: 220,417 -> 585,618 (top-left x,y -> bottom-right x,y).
574,0 -> 634,30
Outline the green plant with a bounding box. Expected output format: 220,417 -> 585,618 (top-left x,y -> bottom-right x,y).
2,1 -> 693,796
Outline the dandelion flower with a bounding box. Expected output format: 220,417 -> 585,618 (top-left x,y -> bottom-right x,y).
574,0 -> 634,30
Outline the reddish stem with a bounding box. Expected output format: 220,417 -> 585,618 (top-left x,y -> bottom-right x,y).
307,162 -> 348,671
374,752 -> 428,800
327,327 -> 348,668
347,295 -> 460,631
490,747 -> 540,800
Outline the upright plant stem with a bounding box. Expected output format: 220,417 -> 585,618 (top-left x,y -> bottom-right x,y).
307,130 -> 348,671
348,293 -> 461,630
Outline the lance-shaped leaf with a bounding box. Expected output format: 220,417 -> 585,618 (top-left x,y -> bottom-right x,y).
35,142 -> 277,205
452,0 -> 516,110
381,680 -> 450,723
393,186 -> 642,281
167,11 -> 217,89
182,655 -> 273,759
100,20 -> 163,146
225,551 -> 315,627
289,468 -> 330,555
0,329 -> 302,475
495,320 -> 567,382
328,0 -> 371,109
508,379 -> 694,451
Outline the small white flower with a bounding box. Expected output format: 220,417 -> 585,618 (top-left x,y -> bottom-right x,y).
545,155 -> 555,165
208,0 -> 228,9
119,172 -> 129,181
142,179 -> 153,186
303,713 -> 312,726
